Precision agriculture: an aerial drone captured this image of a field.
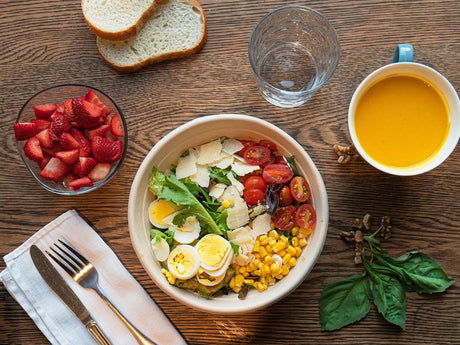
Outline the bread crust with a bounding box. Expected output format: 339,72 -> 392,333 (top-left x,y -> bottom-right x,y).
82,0 -> 165,41
96,0 -> 207,72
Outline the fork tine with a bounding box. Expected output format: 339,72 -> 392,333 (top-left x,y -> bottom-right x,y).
58,239 -> 90,266
50,243 -> 84,272
47,249 -> 76,277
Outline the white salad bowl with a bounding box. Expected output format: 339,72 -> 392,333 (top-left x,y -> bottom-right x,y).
128,114 -> 328,314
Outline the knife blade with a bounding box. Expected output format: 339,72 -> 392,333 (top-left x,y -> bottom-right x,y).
30,245 -> 112,345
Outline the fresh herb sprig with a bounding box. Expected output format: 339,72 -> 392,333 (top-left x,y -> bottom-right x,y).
320,221 -> 455,331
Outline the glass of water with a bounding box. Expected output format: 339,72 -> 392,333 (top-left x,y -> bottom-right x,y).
249,6 -> 340,108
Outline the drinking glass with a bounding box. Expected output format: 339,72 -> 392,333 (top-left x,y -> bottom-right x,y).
249,6 -> 340,108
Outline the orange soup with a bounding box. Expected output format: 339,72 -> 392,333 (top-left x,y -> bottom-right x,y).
354,74 -> 450,169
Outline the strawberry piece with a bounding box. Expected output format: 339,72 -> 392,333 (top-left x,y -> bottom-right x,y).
24,137 -> 44,162
14,122 -> 38,141
39,153 -> 52,170
109,114 -> 124,137
72,98 -> 103,128
92,136 -> 123,163
88,163 -> 112,182
56,103 -> 64,113
42,143 -> 65,157
69,128 -> 92,157
30,119 -> 51,131
63,98 -> 75,121
85,89 -> 111,117
62,173 -> 78,188
87,124 -> 110,140
68,176 -> 94,191
36,129 -> 54,149
58,132 -> 80,150
49,112 -> 72,141
72,157 -> 97,177
33,104 -> 57,120
40,157 -> 70,183
55,149 -> 79,165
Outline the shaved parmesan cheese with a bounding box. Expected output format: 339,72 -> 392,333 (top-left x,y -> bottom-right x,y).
197,139 -> 222,165
211,155 -> 234,169
190,165 -> 210,188
175,153 -> 197,179
228,226 -> 254,245
222,138 -> 244,155
209,183 -> 227,200
227,172 -> 244,195
234,253 -> 253,266
227,202 -> 249,229
252,213 -> 272,238
231,161 -> 260,176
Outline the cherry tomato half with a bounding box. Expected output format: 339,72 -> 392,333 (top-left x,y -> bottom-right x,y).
258,139 -> 277,152
274,156 -> 288,165
243,175 -> 267,192
244,188 -> 265,206
274,205 -> 297,231
243,145 -> 271,165
290,176 -> 311,202
295,204 -> 316,229
237,140 -> 256,156
262,164 -> 294,184
279,185 -> 294,206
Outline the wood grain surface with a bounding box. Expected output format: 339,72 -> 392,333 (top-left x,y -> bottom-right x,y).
1,0 -> 459,344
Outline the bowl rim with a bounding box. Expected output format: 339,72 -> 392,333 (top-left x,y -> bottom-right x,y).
15,83 -> 128,195
128,113 -> 329,314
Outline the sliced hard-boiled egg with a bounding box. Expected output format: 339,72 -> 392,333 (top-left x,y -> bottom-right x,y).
163,213 -> 201,244
150,237 -> 170,262
149,200 -> 180,229
195,234 -> 232,272
196,267 -> 226,286
167,245 -> 200,280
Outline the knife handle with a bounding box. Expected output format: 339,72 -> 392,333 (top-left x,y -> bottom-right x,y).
86,320 -> 112,345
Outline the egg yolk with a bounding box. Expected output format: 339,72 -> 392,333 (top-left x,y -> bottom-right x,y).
169,251 -> 197,277
196,235 -> 230,267
150,200 -> 179,227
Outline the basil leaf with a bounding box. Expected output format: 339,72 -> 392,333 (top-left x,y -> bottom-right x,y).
368,263 -> 407,329
320,274 -> 371,331
375,251 -> 455,294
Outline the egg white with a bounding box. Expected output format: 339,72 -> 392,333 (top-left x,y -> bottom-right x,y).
150,237 -> 170,262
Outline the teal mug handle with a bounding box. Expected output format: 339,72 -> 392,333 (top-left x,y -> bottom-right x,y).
392,44 -> 413,62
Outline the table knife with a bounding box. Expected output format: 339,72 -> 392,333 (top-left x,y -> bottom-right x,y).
30,245 -> 112,345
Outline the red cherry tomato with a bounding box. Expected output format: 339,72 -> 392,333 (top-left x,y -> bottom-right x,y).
243,145 -> 271,165
237,140 -> 256,156
274,156 -> 288,165
262,164 -> 294,184
295,204 -> 316,229
274,205 -> 297,231
258,139 -> 277,152
243,175 -> 267,192
244,189 -> 265,206
290,176 -> 311,202
279,185 -> 294,206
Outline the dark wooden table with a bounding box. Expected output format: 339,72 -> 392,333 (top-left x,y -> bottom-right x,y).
1,0 -> 459,344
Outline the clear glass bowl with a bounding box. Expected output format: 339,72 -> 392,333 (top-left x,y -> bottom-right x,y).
15,84 -> 128,195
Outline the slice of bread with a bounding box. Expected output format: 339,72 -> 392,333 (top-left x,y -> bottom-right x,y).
96,0 -> 207,72
82,0 -> 162,41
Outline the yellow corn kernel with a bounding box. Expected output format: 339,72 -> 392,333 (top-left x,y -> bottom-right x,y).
264,255 -> 274,265
291,226 -> 299,236
265,245 -> 273,254
244,279 -> 254,285
268,230 -> 278,239
253,258 -> 261,268
270,221 -> 275,230
254,282 -> 263,292
229,277 -> 236,289
288,257 -> 297,267
282,253 -> 292,265
299,238 -> 308,247
253,240 -> 260,252
254,253 -> 261,259
259,246 -> 268,258
280,235 -> 289,243
267,276 -> 276,285
270,263 -> 281,275
298,228 -> 313,239
278,249 -> 286,257
291,237 -> 299,247
235,274 -> 244,287
268,238 -> 276,247
239,266 -> 247,274
232,286 -> 241,293
221,200 -> 231,208
161,269 -> 176,285
253,269 -> 261,276
275,274 -> 284,280
281,265 -> 290,275
272,241 -> 286,253
286,245 -> 297,256
260,235 -> 268,244
243,271 -> 249,277
295,247 -> 302,257
263,265 -> 271,276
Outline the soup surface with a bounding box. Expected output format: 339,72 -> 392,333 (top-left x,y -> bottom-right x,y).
354,73 -> 450,169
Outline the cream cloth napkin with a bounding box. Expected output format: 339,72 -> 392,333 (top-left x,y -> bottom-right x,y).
0,210 -> 187,345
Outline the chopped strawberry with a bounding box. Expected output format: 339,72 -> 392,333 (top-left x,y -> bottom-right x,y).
69,128 -> 92,157
63,98 -> 75,121
88,163 -> 112,182
92,136 -> 123,163
62,173 -> 78,188
49,112 -> 72,141
109,114 -> 124,137
87,124 -> 110,140
68,176 -> 94,191
58,132 -> 80,150
14,122 -> 38,141
36,129 -> 54,149
85,89 -> 111,117
42,143 -> 65,157
72,98 -> 103,128
30,119 -> 51,131
40,157 -> 70,183
39,153 -> 52,170
55,149 -> 79,165
24,137 -> 44,162
33,104 -> 57,120
72,156 -> 97,177
56,103 -> 64,113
